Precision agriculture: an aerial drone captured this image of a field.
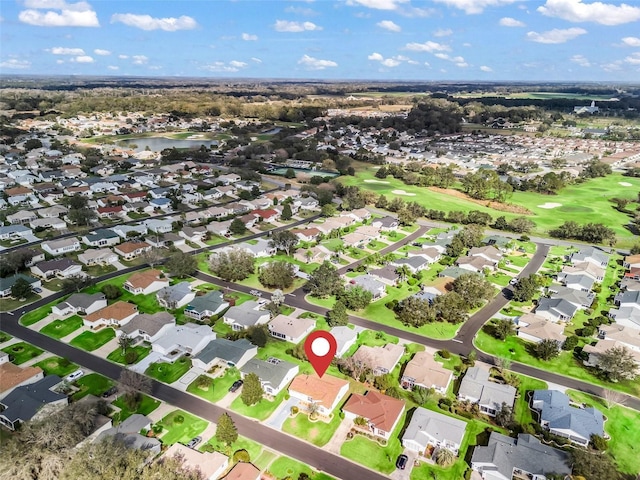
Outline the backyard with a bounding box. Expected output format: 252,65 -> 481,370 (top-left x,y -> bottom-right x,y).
72,373 -> 113,400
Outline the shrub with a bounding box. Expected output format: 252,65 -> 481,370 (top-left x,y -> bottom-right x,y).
233,449 -> 251,462
562,335 -> 579,351
152,424 -> 163,434
407,278 -> 417,286
124,350 -> 138,364
578,326 -> 596,337
290,406 -> 299,415
174,414 -> 184,425
590,434 -> 608,451
439,398 -> 453,409
438,349 -> 451,359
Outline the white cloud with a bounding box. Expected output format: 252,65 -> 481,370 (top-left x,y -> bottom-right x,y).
241,33 -> 258,41
56,59 -> 65,64
346,0 -> 408,10
434,28 -> 453,37
71,55 -> 94,63
368,52 -> 413,67
132,55 -> 148,65
94,49 -> 111,56
499,16 -> 525,26
431,0 -> 516,14
622,37 -> 640,47
251,57 -> 262,63
570,54 -> 591,66
19,0 -> 99,27
404,41 -> 450,52
377,20 -> 401,32
381,58 -> 401,67
368,52 -> 384,61
49,46 -> 85,55
625,53 -> 640,64
456,62 -> 468,67
118,54 -> 129,59
297,54 -> 337,70
526,27 -> 587,44
229,60 -> 248,68
274,20 -> 322,32
480,65 -> 493,72
107,65 -> 119,70
435,53 -> 450,60
284,6 -> 317,16
0,59 -> 32,69
202,60 -> 249,72
111,13 -> 198,31
538,0 -> 640,25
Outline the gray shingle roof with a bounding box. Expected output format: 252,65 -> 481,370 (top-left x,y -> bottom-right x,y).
120,312 -> 174,337
0,375 -> 66,423
458,367 -> 516,411
157,282 -> 192,305
64,292 -> 106,310
195,338 -> 256,366
240,357 -> 297,389
532,390 -> 604,441
536,297 -> 578,318
403,407 -> 467,450
186,290 -> 226,314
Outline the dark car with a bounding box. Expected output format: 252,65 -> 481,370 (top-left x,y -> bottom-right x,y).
396,454 -> 408,470
102,386 -> 118,398
186,436 -> 202,449
229,380 -> 243,392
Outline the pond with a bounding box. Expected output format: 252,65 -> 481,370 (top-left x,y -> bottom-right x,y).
268,167 -> 340,178
118,137 -> 220,152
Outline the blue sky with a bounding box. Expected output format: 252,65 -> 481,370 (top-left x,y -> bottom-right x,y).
1,0 -> 639,81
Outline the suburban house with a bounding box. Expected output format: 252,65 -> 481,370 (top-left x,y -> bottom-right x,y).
220,462 -> 261,480
78,248 -> 118,266
0,375 -> 67,431
291,227 -> 322,242
192,338 -> 257,371
184,290 -> 230,321
330,326 -> 358,357
288,373 -> 350,416
268,314 -> 316,344
402,407 -> 467,456
95,414 -> 161,454
440,266 -> 477,279
400,351 -> 452,394
609,305 -> 640,330
0,352 -> 44,400
52,293 -> 107,317
41,237 -> 81,256
347,274 -> 387,300
0,225 -> 33,241
151,323 -> 216,362
583,337 -> 640,371
559,261 -> 605,282
223,300 -> 270,331
163,444 -> 229,480
343,391 -> 405,440
30,217 -> 67,231
294,245 -> 332,264
597,324 -> 640,356
114,241 -> 152,260
624,254 -> 640,269
516,313 -> 567,345
83,301 -> 138,329
458,366 -> 516,417
143,218 -> 173,234
559,273 -> 595,292
14,248 -> 44,268
371,216 -> 399,231
456,255 -> 497,273
0,274 -> 41,298
156,282 -> 196,309
117,312 -> 175,343
369,265 -> 400,286
614,289 -> 640,307
531,390 -> 604,447
468,246 -> 502,265
240,357 -> 299,396
570,247 -> 609,268
123,269 -> 169,295
535,297 -> 578,323
82,229 -> 121,248
391,255 -> 431,273
352,343 -> 405,376
31,258 -> 83,280
549,286 -> 594,309
471,433 -> 571,480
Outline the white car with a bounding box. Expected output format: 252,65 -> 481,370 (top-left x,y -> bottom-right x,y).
509,278 -> 519,286
66,369 -> 85,382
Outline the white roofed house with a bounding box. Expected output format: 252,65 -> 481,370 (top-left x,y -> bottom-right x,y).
240,357 -> 299,396
78,248 -> 118,266
570,247 -> 609,268
52,293 -> 107,317
223,300 -> 270,331
516,313 -> 566,345
117,312 -> 175,344
155,282 -> 196,310
41,237 -> 81,256
347,274 -> 386,300
151,323 -> 216,363
330,326 -> 358,357
401,351 -> 452,394
402,407 -> 467,457
268,314 -> 316,344
535,297 -> 578,323
29,217 -> 67,231
352,343 -> 404,376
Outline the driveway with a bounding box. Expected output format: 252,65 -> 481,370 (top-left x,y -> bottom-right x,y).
265,397 -> 299,430
173,367 -> 204,391
389,448 -> 418,480
130,351 -> 163,373
325,417 -> 353,454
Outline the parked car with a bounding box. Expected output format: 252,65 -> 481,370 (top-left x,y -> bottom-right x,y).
229,379 -> 243,392
66,369 -> 84,382
509,278 -> 519,286
32,287 -> 42,294
186,436 -> 202,449
102,386 -> 118,398
396,454 -> 408,470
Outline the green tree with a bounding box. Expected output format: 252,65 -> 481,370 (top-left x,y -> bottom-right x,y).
258,261 -> 296,289
598,346 -> 639,382
571,448 -> 622,480
229,218 -> 247,235
495,402 -> 514,428
435,448 -> 456,467
337,286 -> 373,311
165,251 -> 197,278
10,277 -> 33,298
101,284 -> 121,300
281,202 -> 293,220
240,373 -> 264,406
215,413 -> 238,446
432,292 -> 468,324
412,386 -> 434,405
269,230 -> 298,256
284,168 -> 296,179
327,300 -> 348,327
60,275 -> 94,293
209,248 -> 255,282
373,373 -> 395,392
118,334 -> 134,355
394,296 -> 435,327
512,274 -> 540,302
320,203 -> 336,217
24,138 -> 43,150
493,319 -> 516,340
305,261 -> 342,298
534,339 -> 560,360
246,324 -> 268,347
451,273 -> 494,308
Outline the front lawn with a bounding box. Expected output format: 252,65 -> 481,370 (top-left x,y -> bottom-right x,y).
282,411 -> 343,447
40,315 -> 83,339
146,357 -> 192,384
107,345 -> 152,365
34,356 -> 78,376
230,388 -> 286,421
0,331 -> 12,343
268,457 -> 336,480
187,368 -> 240,403
506,255 -> 530,268
69,328 -> 115,351
201,434 -> 263,460
1,342 -> 44,364
155,409 -> 208,446
21,301 -> 62,326
112,394 -> 160,422
72,373 -> 114,400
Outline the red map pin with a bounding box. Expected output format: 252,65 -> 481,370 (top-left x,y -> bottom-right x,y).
304,330 -> 337,378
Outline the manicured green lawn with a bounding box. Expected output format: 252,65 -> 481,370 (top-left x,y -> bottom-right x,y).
0,331 -> 12,343
513,375 -> 547,427
340,412 -> 406,474
146,357 -> 192,384
253,450 -> 277,470
0,293 -> 40,312
566,390 -> 640,475
83,271 -> 166,315
474,330 -> 640,397
72,373 -> 114,400
282,411 -> 343,447
112,394 -> 160,422
187,368 -> 240,403
40,315 -> 83,339
107,345 -> 151,365
487,272 -> 511,287
230,389 -> 286,421
69,328 -> 115,351
1,342 -> 44,364
320,238 -> 344,252
34,356 -> 78,376
268,456 -> 336,480
20,300 -> 64,326
156,409 -> 208,446
201,434 -> 262,460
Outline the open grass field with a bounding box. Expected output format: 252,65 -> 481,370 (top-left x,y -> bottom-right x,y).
282,410 -> 343,447
344,166 -> 639,247
230,389 -> 286,421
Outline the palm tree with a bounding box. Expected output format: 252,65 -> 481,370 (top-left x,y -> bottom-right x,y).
395,265 -> 412,283
435,448 -> 456,467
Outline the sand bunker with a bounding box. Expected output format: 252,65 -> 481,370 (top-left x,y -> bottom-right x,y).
364,179 -> 390,184
186,134 -> 204,139
392,189 -> 416,196
538,202 -> 562,209
619,182 -> 633,187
